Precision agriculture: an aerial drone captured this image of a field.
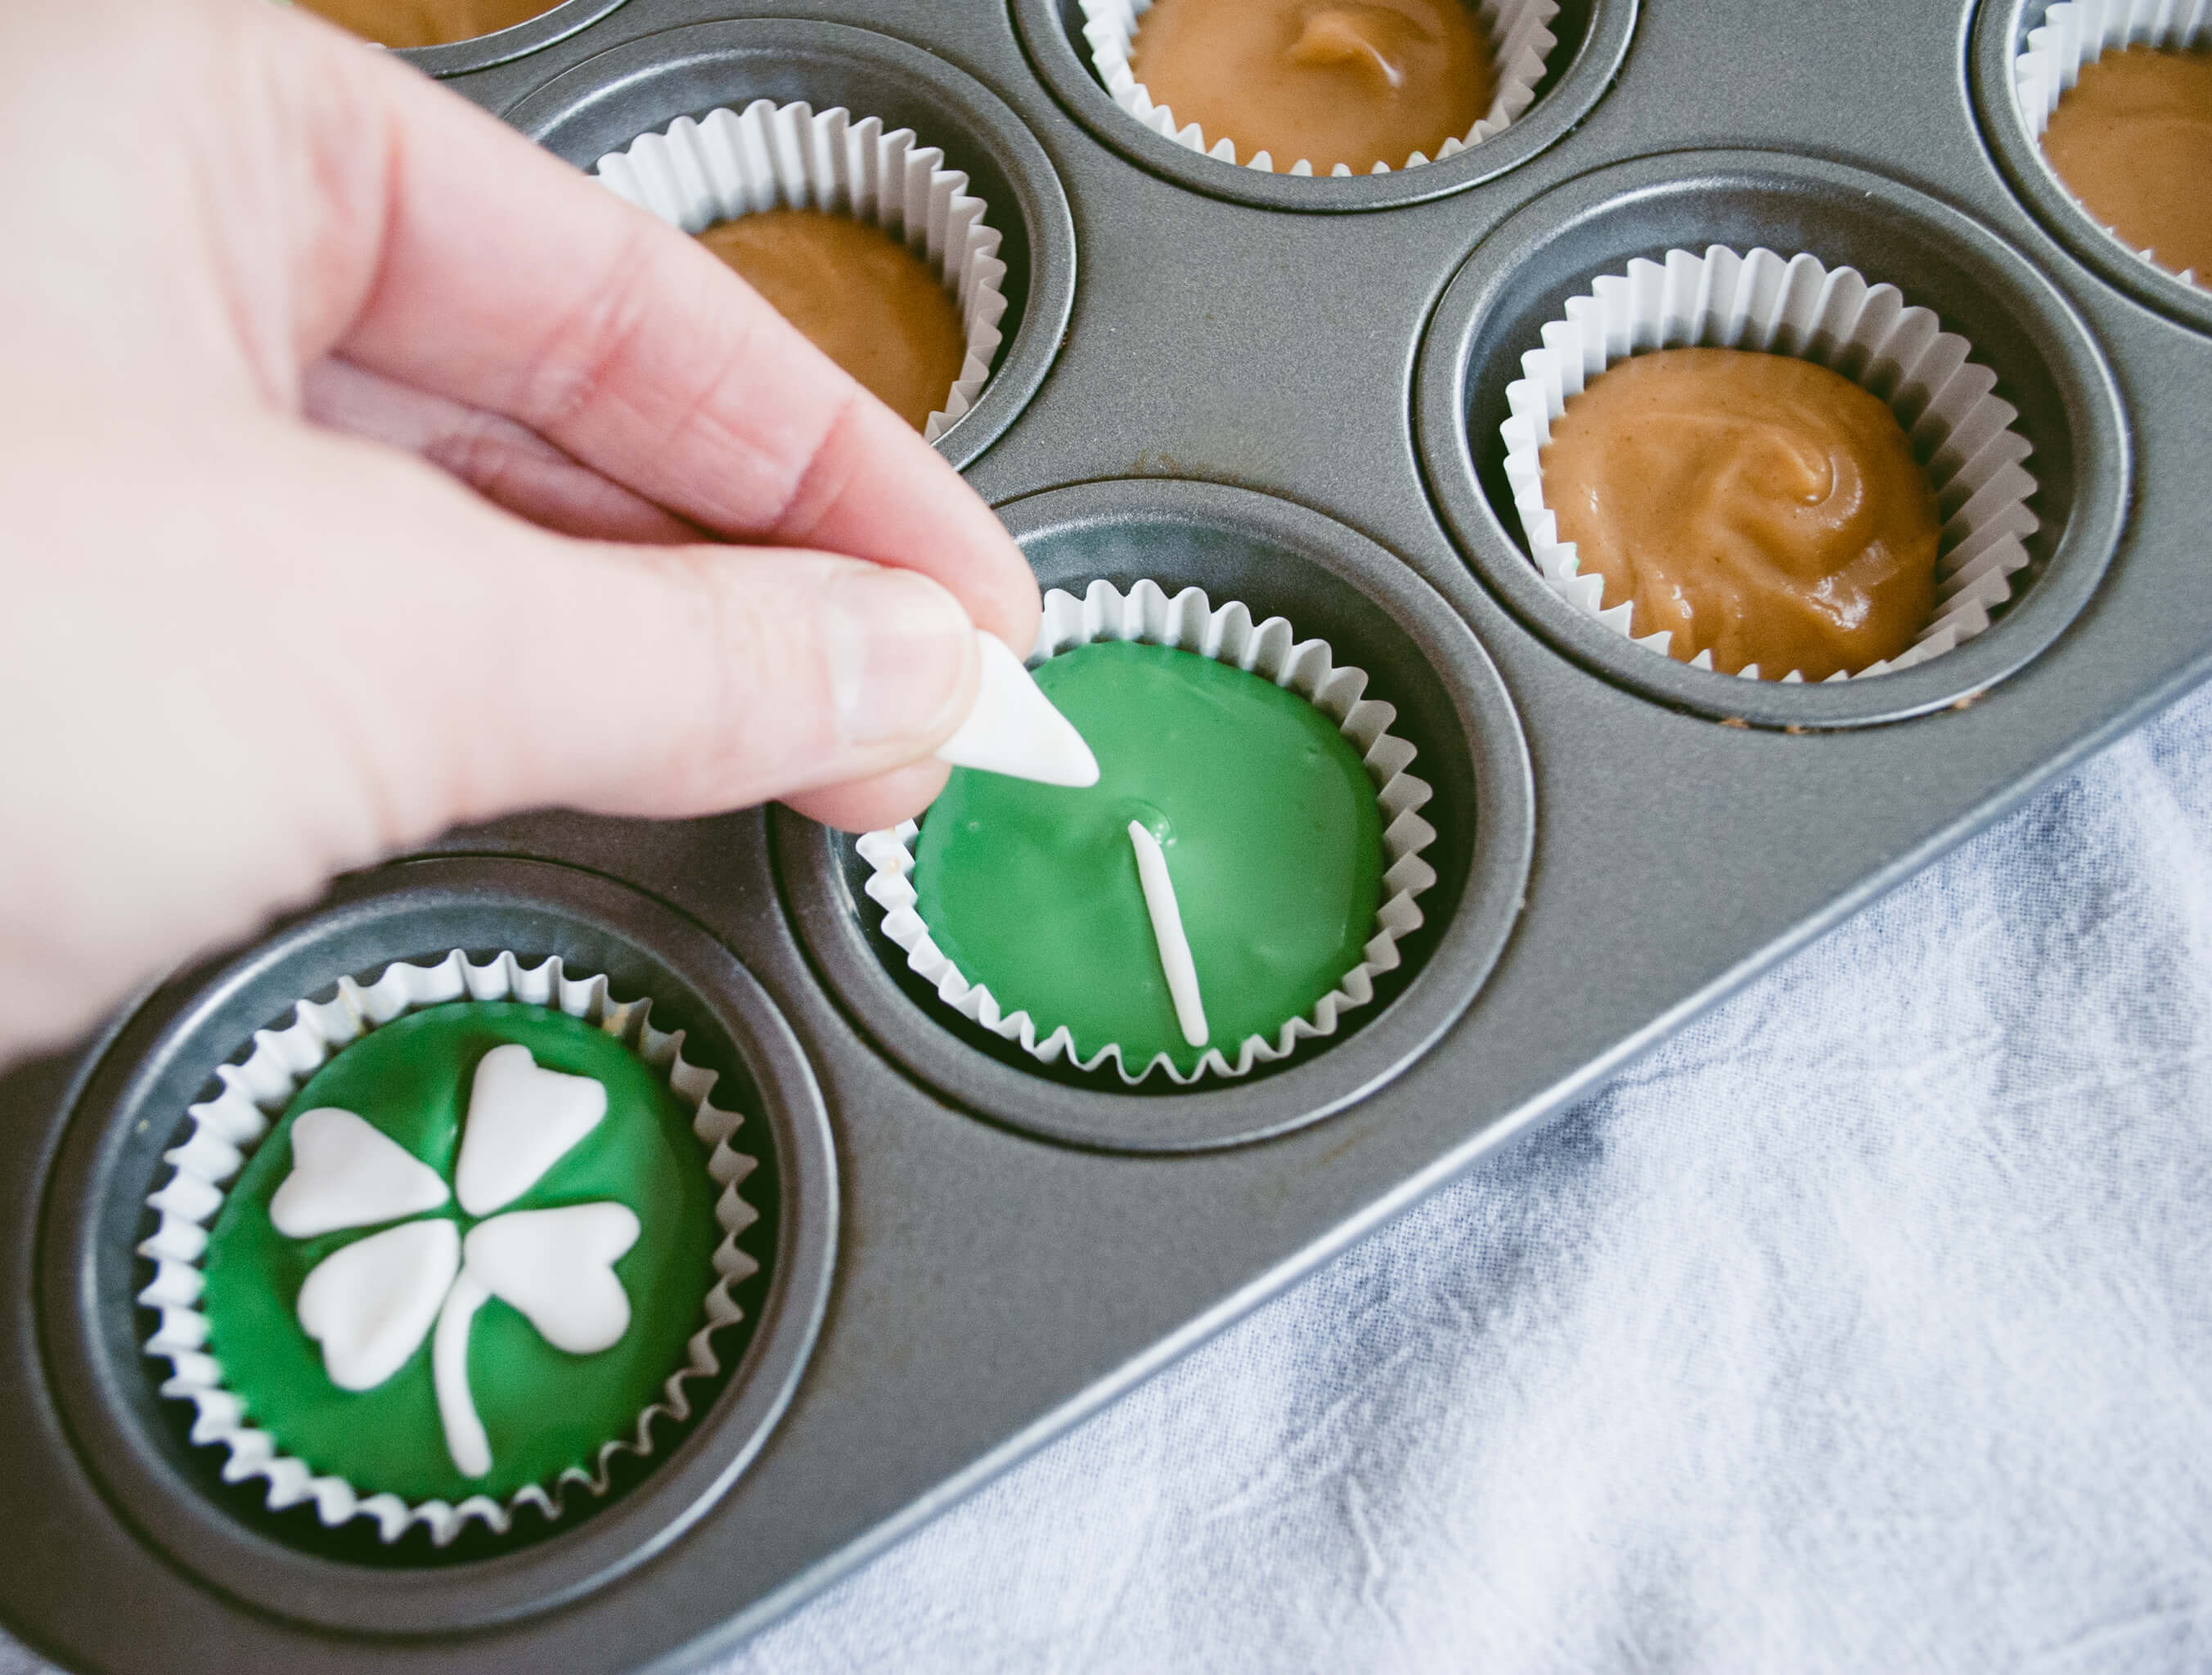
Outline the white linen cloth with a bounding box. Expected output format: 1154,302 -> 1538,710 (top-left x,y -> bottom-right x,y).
12,683 -> 2212,1673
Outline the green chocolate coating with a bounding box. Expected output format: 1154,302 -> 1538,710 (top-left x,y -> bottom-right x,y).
913,640 -> 1385,1074
198,1002 -> 722,1506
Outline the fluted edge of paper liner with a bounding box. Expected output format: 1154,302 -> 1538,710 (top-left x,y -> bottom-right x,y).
1499,245 -> 2041,684
594,99 -> 1011,441
137,950 -> 764,1547
858,579 -> 1439,1086
1077,0 -> 1558,175
2013,0 -> 2208,290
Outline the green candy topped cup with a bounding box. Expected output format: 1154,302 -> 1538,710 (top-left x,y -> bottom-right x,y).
862,580 -> 1438,1084
137,951 -> 765,1547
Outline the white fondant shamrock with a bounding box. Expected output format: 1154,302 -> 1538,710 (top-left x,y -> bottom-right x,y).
280,1044 -> 641,1480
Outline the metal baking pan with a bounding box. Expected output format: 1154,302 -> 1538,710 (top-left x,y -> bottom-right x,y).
3,0 -> 2206,1666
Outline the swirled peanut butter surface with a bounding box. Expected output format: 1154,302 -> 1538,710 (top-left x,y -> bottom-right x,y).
1128,0 -> 1492,173
1542,348 -> 1940,681
2042,46 -> 2212,289
697,211 -> 967,434
292,0 -> 558,48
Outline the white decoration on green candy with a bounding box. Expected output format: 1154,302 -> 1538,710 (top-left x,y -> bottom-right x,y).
452,1043 -> 607,1215
297,1219 -> 460,1392
278,1045 -> 636,1479
142,950 -> 766,1549
937,631 -> 1101,787
1127,820 -> 1209,1049
434,1200 -> 645,1482
433,1273 -> 494,1479
465,1204 -> 641,1354
861,579 -> 1441,1087
269,1107 -> 450,1238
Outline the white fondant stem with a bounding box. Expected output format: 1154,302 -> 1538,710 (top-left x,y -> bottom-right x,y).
433,1271 -> 493,1479
1128,821 -> 1209,1049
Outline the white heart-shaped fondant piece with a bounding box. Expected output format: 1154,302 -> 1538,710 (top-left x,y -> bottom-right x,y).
296,1218 -> 460,1391
936,630 -> 1101,788
464,1203 -> 641,1354
269,1107 -> 450,1238
452,1043 -> 609,1216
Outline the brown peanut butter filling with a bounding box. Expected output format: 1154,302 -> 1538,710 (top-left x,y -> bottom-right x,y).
1542,348 -> 1941,681
696,211 -> 969,435
1128,0 -> 1492,173
2041,45 -> 2212,289
290,0 -> 559,48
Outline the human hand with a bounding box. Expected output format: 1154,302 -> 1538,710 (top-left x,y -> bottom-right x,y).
0,0 -> 1039,1062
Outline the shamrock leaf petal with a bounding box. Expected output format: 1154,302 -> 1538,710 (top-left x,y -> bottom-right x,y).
464,1203 -> 641,1354
296,1219 -> 460,1391
453,1044 -> 608,1216
270,1107 -> 450,1238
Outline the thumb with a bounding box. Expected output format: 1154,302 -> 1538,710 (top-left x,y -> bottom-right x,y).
290,435 -> 984,848
442,535 -> 982,829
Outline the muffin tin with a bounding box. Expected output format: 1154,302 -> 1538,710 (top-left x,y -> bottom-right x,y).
3,0 -> 2208,1667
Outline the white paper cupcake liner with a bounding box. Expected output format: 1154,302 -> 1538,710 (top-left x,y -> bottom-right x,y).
1077,0 -> 1558,175
1499,245 -> 2041,683
858,579 -> 1438,1085
137,950 -> 764,1547
2014,0 -> 2210,288
594,100 -> 1010,442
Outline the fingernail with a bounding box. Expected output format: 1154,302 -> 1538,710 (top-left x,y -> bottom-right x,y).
824,566 -> 975,747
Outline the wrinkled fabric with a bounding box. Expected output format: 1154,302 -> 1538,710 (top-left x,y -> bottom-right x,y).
12,685 -> 2212,1674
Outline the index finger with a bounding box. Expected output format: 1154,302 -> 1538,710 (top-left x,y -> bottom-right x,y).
281,7 -> 1037,649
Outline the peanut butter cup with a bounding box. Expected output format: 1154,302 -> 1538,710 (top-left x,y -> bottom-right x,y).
1541,348 -> 1940,682
1501,247 -> 2039,685
696,212 -> 969,435
1127,0 -> 1493,173
596,102 -> 1008,443
2040,45 -> 2212,287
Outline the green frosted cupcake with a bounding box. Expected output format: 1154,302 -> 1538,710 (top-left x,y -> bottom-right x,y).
138,954 -> 762,1545
861,580 -> 1439,1084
